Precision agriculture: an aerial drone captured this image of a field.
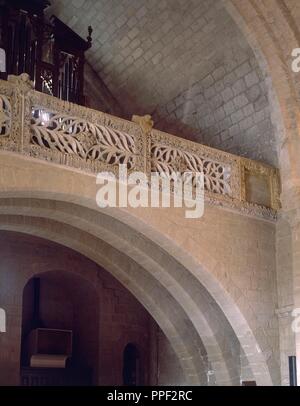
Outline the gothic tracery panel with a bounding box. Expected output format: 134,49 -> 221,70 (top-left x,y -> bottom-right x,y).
0,94 -> 11,136
30,108 -> 136,169
151,142 -> 232,196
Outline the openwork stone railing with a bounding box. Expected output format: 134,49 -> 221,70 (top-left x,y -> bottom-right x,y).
0,74 -> 280,220
31,109 -> 137,169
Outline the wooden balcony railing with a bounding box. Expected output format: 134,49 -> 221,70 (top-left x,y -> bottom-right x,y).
0,74 -> 280,220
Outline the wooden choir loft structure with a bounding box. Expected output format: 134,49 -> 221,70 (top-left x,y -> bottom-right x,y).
0,0 -> 92,105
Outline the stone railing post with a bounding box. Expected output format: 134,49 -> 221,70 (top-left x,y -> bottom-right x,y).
7,73 -> 34,153
131,114 -> 154,177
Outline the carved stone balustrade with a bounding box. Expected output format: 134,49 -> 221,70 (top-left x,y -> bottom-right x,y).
0,74 -> 280,220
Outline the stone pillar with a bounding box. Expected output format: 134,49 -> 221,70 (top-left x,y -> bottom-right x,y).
276,305 -> 295,385
276,210 -> 294,385
290,210 -> 300,385
278,185 -> 300,385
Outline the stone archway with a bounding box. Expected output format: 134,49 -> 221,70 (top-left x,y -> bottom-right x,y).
0,151 -> 276,385
0,208 -> 271,385
20,269 -> 100,385
1,0 -> 299,387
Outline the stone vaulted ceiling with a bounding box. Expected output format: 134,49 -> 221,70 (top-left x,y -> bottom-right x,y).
48,0 -> 278,166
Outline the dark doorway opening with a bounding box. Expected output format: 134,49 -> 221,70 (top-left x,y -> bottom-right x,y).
123,343 -> 140,386
20,271 -> 98,386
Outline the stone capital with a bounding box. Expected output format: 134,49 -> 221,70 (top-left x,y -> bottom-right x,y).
132,114 -> 154,136
7,73 -> 34,94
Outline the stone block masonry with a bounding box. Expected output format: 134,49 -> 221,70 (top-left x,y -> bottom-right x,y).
48,0 -> 277,166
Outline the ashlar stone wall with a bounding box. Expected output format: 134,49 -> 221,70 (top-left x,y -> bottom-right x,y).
0,231 -> 183,386
48,0 -> 277,166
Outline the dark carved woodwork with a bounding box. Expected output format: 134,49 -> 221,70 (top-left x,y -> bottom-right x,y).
0,0 -> 92,105
20,366 -> 92,386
